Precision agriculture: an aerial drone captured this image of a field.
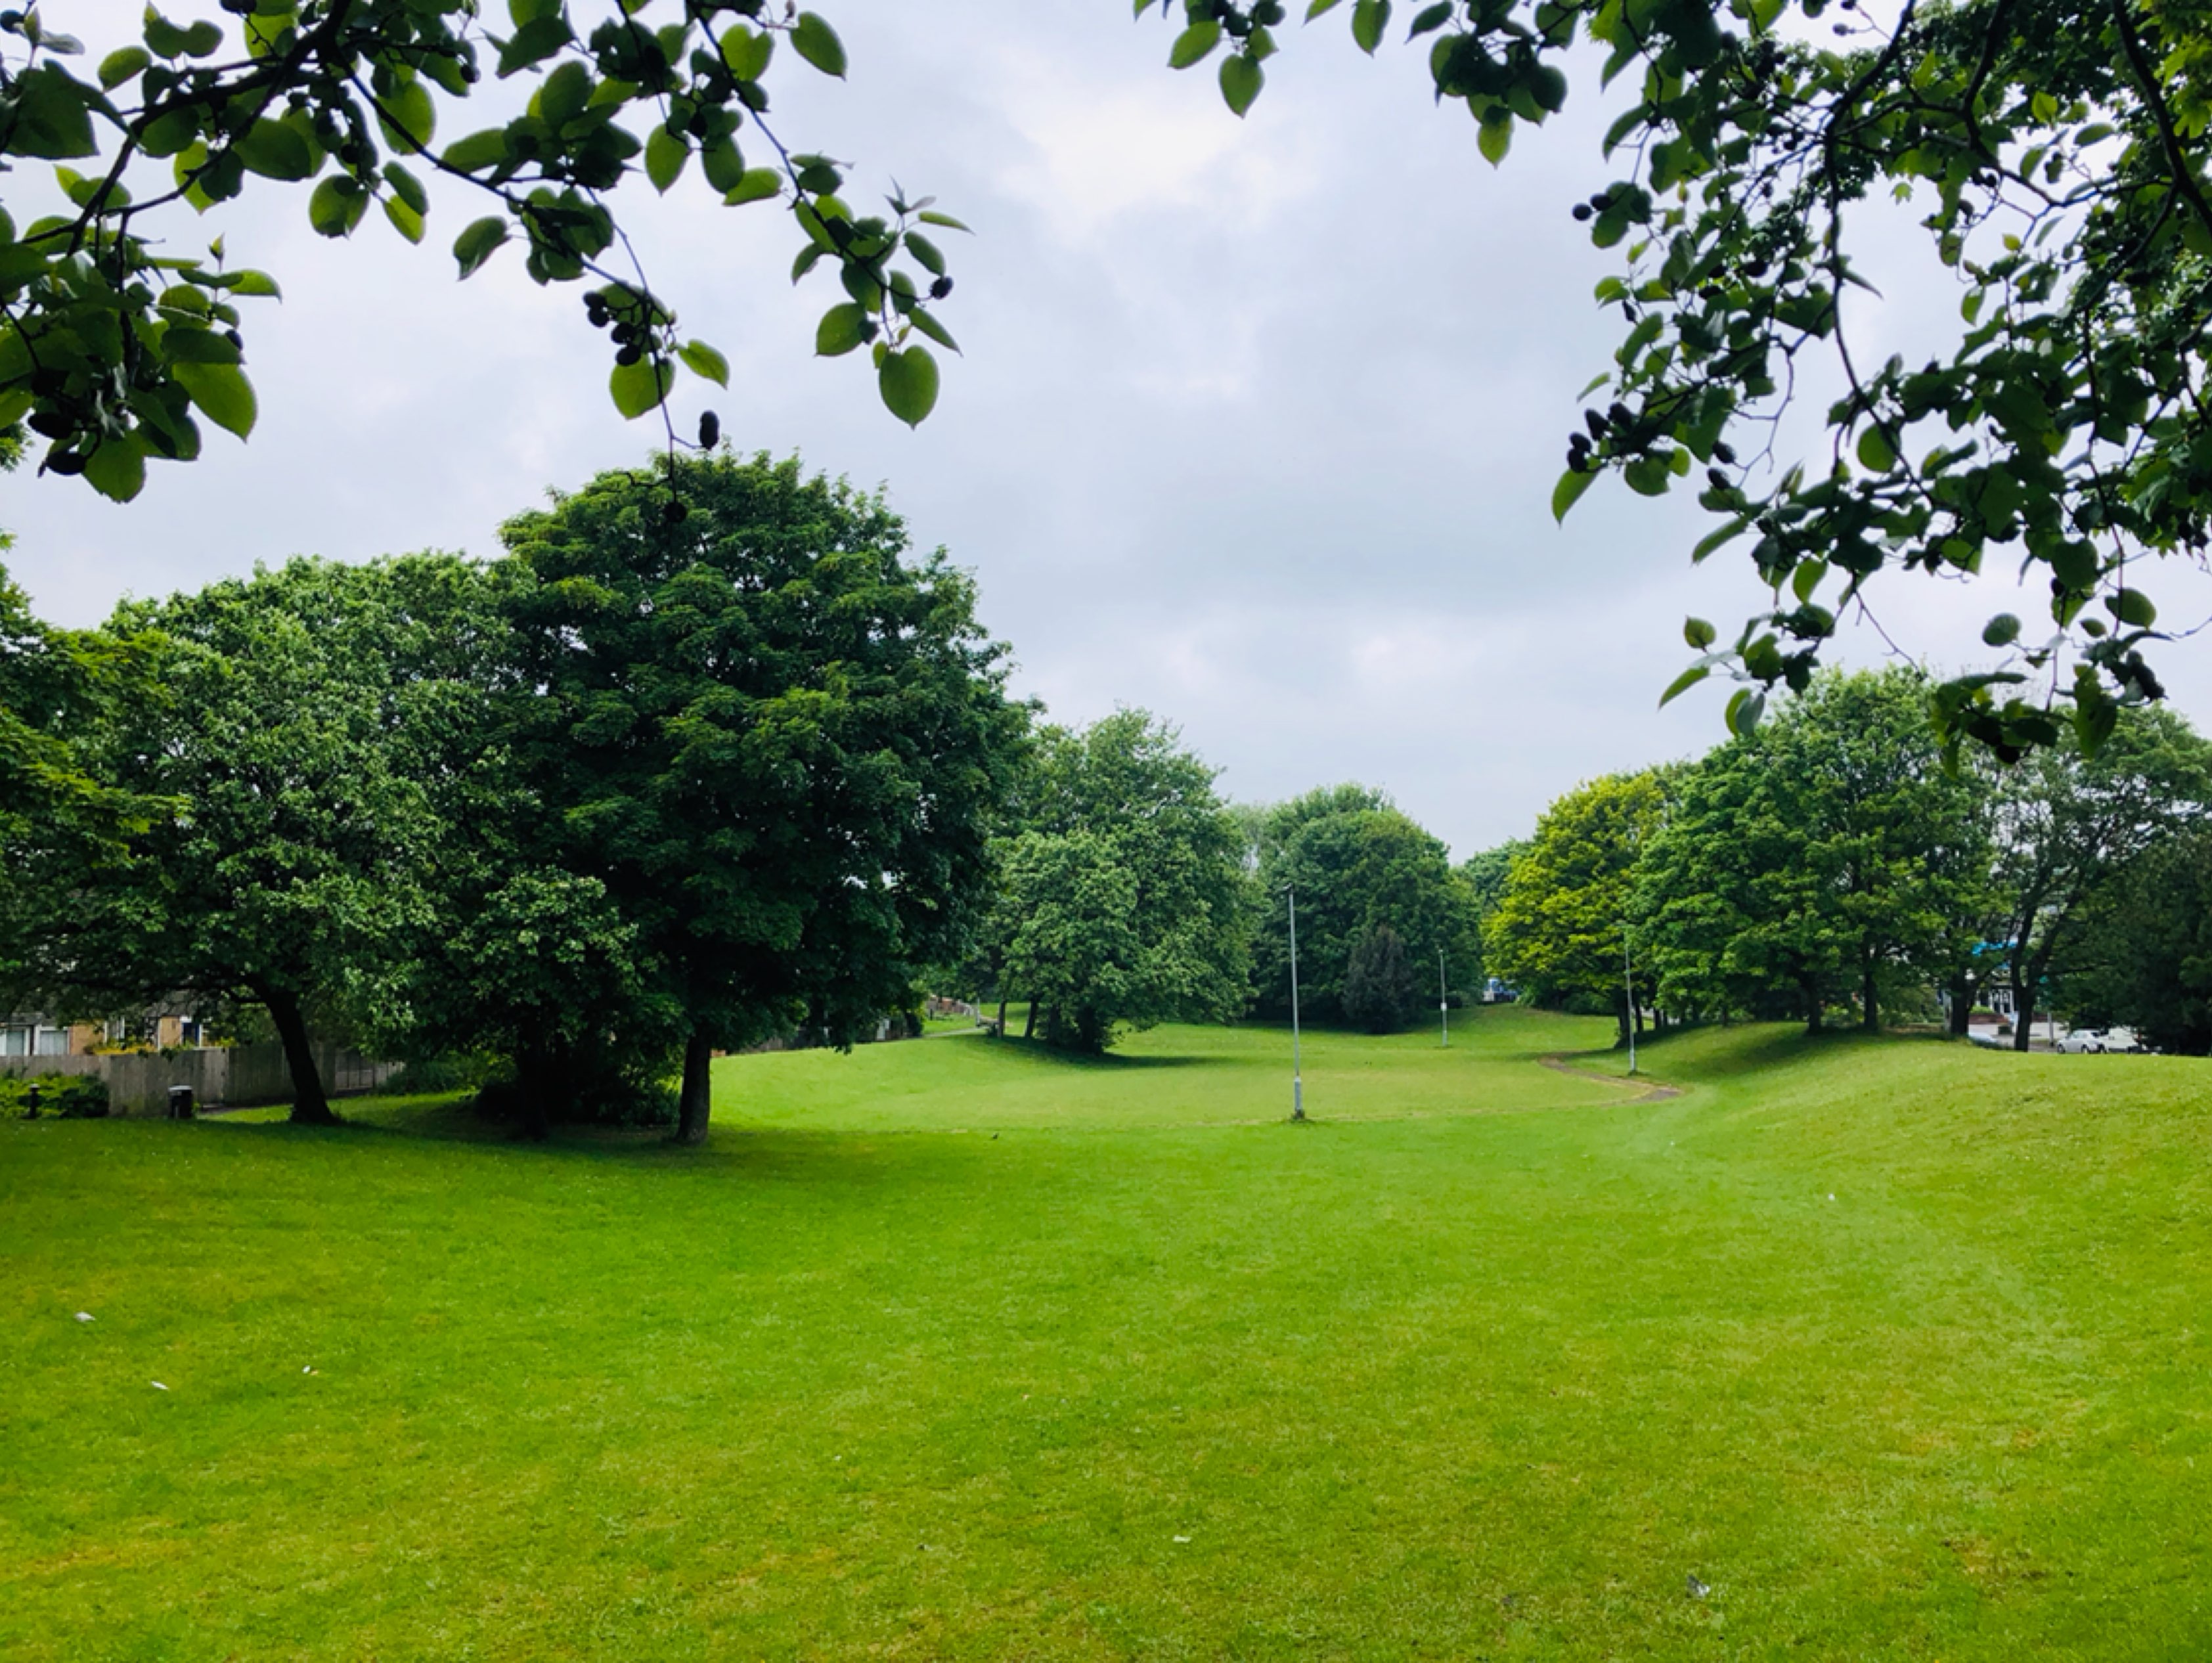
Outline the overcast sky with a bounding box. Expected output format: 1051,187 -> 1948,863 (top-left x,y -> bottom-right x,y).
12,1 -> 2212,855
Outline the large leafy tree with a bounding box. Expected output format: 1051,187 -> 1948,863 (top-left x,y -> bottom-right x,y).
1146,0 -> 2212,756
2065,822 -> 2212,1052
1249,786 -> 1478,1023
989,710 -> 1250,1052
1981,703 -> 2212,1047
1488,768 -> 1668,1046
18,554 -> 485,1121
1635,669 -> 1989,1032
497,450 -> 1025,1142
0,0 -> 962,499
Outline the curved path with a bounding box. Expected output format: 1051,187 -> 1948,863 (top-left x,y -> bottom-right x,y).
1537,1053 -> 1682,1103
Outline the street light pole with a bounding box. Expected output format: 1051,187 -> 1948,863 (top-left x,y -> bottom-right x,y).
1438,946 -> 1449,1049
1287,883 -> 1304,1122
1623,922 -> 1637,1076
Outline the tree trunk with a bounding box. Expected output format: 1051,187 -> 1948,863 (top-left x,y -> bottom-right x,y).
1022,1000 -> 1038,1040
265,987 -> 337,1126
1946,968 -> 1981,1034
995,992 -> 1008,1034
1861,952 -> 1880,1033
673,1029 -> 713,1145
1803,975 -> 1825,1035
515,1039 -> 551,1142
1616,988 -> 1633,1051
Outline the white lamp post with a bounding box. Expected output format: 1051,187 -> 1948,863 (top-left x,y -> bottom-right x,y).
1287,883 -> 1304,1122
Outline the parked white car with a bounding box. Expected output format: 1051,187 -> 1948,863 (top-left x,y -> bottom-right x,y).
2058,1027 -> 2145,1053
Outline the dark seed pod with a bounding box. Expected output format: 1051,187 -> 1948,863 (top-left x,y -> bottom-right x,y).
697,410 -> 720,449
929,275 -> 953,300
1572,203 -> 1594,222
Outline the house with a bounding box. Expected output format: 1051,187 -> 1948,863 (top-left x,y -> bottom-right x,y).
1,1009 -> 213,1057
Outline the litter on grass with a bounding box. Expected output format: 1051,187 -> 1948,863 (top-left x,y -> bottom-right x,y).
74,1312 -> 93,1322
150,1382 -> 168,1391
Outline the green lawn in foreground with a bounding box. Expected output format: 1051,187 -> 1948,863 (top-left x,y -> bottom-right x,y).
4,1008 -> 2210,1660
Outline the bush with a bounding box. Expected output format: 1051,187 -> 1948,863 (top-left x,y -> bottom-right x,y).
0,1074 -> 111,1119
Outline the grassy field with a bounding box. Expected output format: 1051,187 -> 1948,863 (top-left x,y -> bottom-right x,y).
5,1008 -> 2210,1659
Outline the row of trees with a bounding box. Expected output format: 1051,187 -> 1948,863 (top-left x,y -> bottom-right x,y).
2,452 -> 1026,1139
1479,669 -> 2212,1052
952,742 -> 1484,1045
3,447 -> 1498,1140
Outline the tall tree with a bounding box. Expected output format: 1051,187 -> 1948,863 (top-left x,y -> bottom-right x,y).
2065,824 -> 2212,1053
0,0 -> 960,499
1637,671 -> 1989,1033
1143,0 -> 2212,757
990,711 -> 1249,1053
1250,787 -> 1478,1022
20,556 -> 483,1121
498,451 -> 1025,1142
1488,770 -> 1669,1048
1984,705 -> 2212,1048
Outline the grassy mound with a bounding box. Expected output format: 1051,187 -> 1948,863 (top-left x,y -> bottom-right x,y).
3,1011 -> 2207,1659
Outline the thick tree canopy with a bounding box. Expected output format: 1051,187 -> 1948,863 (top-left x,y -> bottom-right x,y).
1151,0 -> 2212,755
14,554 -> 486,1121
0,0 -> 960,498
1635,668 -> 1989,1032
1250,786 -> 1477,1023
990,710 -> 1250,1052
1488,768 -> 1668,1043
498,450 -> 1025,1139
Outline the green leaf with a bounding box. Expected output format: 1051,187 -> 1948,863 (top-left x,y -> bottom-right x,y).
1170,20 -> 1222,67
83,435 -> 147,502
8,66 -> 99,159
376,78 -> 436,152
1551,466 -> 1595,522
2110,588 -> 2157,627
609,355 -> 675,420
1683,616 -> 1716,650
722,168 -> 781,206
1855,424 -> 1897,471
676,339 -> 728,386
172,361 -> 256,438
161,326 -> 242,365
816,302 -> 870,357
879,345 -> 940,427
181,20 -> 223,55
904,231 -> 945,275
497,16 -> 571,77
384,162 -> 428,215
1982,612 -> 2022,647
1623,455 -> 1671,497
382,194 -> 426,244
307,177 -> 366,238
645,125 -> 689,193
453,215 -> 509,278
700,139 -> 746,194
791,12 -> 848,77
234,118 -> 315,181
1351,0 -> 1391,54
98,46 -> 151,88
1658,663 -> 1710,707
1307,0 -> 1346,15
223,269 -> 282,299
1220,53 -> 1263,115
908,307 -> 959,353
720,24 -> 774,80
1477,114 -> 1512,166
441,127 -> 510,173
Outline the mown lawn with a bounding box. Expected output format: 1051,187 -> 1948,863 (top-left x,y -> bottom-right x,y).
4,1008 -> 2209,1660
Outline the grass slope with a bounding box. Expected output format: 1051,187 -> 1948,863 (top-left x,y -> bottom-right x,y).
3,1009 -> 2209,1660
